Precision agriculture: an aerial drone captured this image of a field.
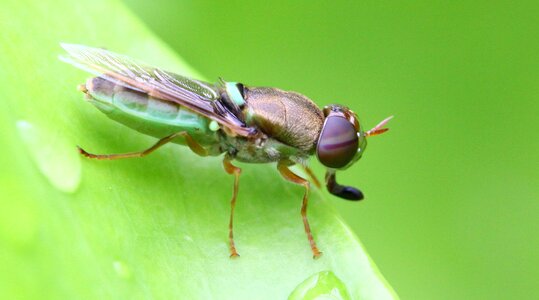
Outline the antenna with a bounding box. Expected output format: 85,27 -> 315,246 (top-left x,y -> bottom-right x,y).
365,115 -> 393,137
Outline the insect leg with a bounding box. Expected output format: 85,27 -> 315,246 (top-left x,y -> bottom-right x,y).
78,131 -> 207,160
223,154 -> 241,258
301,165 -> 321,189
277,159 -> 322,259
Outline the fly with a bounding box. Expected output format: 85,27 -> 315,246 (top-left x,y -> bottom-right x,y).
60,43 -> 392,258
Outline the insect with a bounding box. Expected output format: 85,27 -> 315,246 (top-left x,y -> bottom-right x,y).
60,43 -> 392,258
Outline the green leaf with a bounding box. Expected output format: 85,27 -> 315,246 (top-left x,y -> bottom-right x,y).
0,0 -> 397,299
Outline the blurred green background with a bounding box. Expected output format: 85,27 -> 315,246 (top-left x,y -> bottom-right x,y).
121,1 -> 539,299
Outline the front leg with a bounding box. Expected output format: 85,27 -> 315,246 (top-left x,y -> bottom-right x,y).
277,159 -> 322,259
301,165 -> 321,189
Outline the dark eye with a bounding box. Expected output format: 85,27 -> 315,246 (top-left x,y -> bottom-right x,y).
316,116 -> 359,169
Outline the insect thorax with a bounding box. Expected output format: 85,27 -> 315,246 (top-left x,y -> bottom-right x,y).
242,87 -> 324,153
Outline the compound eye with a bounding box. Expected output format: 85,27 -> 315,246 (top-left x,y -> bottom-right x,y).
317,116 -> 359,169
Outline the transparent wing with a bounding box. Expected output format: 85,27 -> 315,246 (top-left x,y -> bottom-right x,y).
60,43 -> 255,137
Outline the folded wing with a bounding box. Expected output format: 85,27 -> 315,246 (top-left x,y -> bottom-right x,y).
60,43 -> 255,137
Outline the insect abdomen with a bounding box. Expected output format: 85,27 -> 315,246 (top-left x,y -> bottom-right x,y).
84,77 -> 220,146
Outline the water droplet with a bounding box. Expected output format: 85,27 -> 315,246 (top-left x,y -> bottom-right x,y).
113,260 -> 131,279
289,271 -> 351,300
16,120 -> 81,193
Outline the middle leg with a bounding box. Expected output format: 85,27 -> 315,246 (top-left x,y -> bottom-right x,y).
223,154 -> 242,258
